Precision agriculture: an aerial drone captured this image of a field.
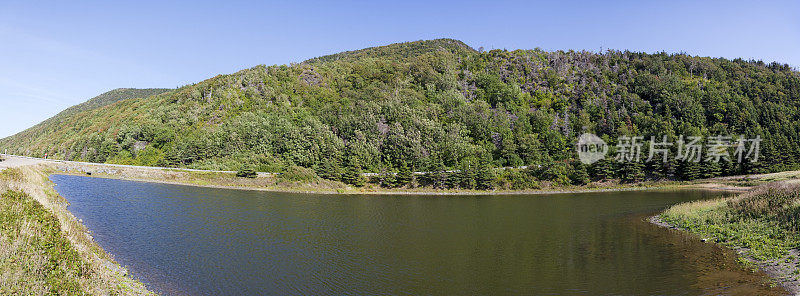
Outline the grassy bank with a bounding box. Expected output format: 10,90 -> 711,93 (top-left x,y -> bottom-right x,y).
0,166 -> 153,295
659,182 -> 800,293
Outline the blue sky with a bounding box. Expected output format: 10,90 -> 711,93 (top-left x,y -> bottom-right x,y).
1,0 -> 798,138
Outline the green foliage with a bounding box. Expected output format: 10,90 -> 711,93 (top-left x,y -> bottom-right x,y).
314,158 -> 343,181
495,169 -> 540,190
678,162 -> 703,181
341,159 -> 366,187
569,161 -> 590,185
662,182 -> 800,260
236,169 -> 257,178
417,158 -> 447,188
374,168 -> 397,188
277,165 -> 320,183
618,161 -> 645,183
394,161 -> 414,187
0,190 -> 90,294
2,39 -> 800,189
534,162 -> 572,186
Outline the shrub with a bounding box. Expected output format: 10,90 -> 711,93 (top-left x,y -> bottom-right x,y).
374,168 -> 397,188
534,162 -> 572,186
277,166 -> 319,183
236,169 -> 257,178
314,158 -> 342,181
569,161 -> 590,185
729,182 -> 800,222
0,168 -> 23,182
495,169 -> 539,190
0,190 -> 90,293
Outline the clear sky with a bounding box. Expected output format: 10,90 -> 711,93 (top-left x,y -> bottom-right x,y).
1,0 -> 798,138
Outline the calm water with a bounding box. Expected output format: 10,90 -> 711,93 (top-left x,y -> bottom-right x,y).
51,175 -> 785,295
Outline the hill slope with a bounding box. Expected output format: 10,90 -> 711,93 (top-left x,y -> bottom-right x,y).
1,88 -> 171,155
59,88 -> 172,117
1,39 -> 799,188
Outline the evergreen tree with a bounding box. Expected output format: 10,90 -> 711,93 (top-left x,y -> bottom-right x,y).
569,161 -> 590,185
395,161 -> 413,187
591,158 -> 616,181
315,158 -> 342,181
678,161 -> 702,180
475,159 -> 495,190
341,157 -> 366,187
619,161 -> 645,183
419,157 -> 447,188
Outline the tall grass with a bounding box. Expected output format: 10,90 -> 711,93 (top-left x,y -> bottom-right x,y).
661,182 -> 800,260
728,182 -> 800,231
0,166 -> 154,295
0,190 -> 89,294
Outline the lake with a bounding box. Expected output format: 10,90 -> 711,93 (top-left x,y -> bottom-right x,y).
51,174 -> 785,295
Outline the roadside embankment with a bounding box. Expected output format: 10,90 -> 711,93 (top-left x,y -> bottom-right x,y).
0,164 -> 154,295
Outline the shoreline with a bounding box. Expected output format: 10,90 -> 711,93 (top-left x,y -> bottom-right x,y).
649,215 -> 800,295
54,170 -> 754,196
1,154 -> 771,196
55,171 -> 680,196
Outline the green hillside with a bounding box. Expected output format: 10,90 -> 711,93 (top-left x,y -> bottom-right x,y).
59,88 -> 172,116
1,39 -> 799,189
2,88 -> 171,155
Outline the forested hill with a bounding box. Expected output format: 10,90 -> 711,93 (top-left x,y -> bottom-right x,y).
61,88 -> 172,116
1,39 -> 799,188
2,88 -> 171,154
304,39 -> 475,63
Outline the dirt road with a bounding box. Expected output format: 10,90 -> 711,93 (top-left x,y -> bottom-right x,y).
0,154 -> 46,171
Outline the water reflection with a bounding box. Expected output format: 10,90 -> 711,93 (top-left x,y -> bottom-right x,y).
51,175 -> 784,295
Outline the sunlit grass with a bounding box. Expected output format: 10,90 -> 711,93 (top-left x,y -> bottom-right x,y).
0,166 -> 154,295
661,182 -> 800,261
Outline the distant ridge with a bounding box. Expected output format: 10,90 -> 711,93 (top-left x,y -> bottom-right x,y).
304,38 -> 475,63
1,88 -> 170,145
56,88 -> 172,118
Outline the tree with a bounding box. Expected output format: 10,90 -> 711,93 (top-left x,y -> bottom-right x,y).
342,165 -> 366,187
591,158 -> 616,181
536,162 -> 571,186
236,169 -> 257,178
395,161 -> 413,187
475,159 -> 495,190
618,161 -> 645,183
341,157 -> 366,187
418,157 -> 447,188
678,161 -> 702,181
315,158 -> 342,181
3,39 -> 800,191
569,161 -> 590,185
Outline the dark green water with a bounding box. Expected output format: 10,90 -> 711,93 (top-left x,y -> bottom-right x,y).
51,174 -> 784,295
